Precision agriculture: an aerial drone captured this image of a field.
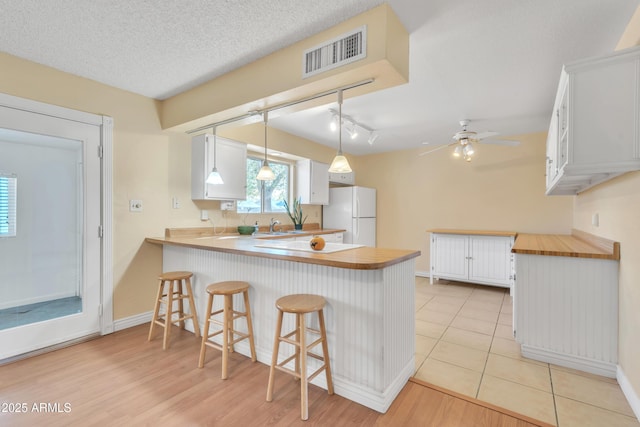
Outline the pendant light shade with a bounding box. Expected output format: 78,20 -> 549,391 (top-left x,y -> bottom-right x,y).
206,127 -> 224,185
256,111 -> 275,181
328,90 -> 352,174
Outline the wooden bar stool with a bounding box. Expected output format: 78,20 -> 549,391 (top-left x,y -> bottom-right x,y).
198,281 -> 256,379
266,294 -> 334,421
148,271 -> 200,350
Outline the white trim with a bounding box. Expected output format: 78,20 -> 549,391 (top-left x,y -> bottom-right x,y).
617,365 -> 640,421
101,116 -> 114,334
113,311 -> 153,332
415,270 -> 430,278
521,344 -> 617,378
0,93 -> 104,126
0,92 -> 114,336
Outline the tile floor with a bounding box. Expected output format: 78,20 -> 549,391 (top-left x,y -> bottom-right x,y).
413,277 -> 639,427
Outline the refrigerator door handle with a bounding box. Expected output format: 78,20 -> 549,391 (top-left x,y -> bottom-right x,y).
354,217 -> 359,239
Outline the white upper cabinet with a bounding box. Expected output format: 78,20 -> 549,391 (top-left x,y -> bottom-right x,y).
329,171 -> 355,186
191,134 -> 247,200
296,159 -> 329,205
546,46 -> 640,195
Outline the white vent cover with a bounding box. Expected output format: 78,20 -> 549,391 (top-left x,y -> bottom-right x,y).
302,26 -> 367,78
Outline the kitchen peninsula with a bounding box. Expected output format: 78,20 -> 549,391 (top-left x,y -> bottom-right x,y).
146,229 -> 420,413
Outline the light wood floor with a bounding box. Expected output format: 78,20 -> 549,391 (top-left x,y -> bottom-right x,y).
0,325 -> 551,426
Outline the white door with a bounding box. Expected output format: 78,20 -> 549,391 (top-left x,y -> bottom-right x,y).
0,105 -> 102,360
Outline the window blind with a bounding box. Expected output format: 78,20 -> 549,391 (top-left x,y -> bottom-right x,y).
0,174 -> 17,237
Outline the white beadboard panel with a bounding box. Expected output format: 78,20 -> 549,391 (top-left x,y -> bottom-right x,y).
468,236 -> 512,286
162,245 -> 415,412
431,234 -> 468,281
515,254 -> 618,376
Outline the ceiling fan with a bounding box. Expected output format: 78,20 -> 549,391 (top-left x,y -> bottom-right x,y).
420,119 -> 520,161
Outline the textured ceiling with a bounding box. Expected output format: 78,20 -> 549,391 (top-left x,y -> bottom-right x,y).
0,0 -> 637,155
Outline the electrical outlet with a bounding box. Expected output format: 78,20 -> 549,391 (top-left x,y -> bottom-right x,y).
172,197 -> 181,209
129,199 -> 143,212
220,201 -> 236,211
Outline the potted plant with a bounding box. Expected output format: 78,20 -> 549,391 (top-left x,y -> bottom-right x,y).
283,197 -> 307,230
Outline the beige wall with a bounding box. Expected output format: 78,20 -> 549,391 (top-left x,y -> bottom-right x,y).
572,12 -> 640,400
573,173 -> 640,395
354,132 -> 574,273
0,53 -> 328,320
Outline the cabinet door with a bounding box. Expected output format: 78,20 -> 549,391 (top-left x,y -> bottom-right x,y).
297,160 -> 329,205
431,234 -> 468,281
191,135 -> 247,200
468,235 -> 512,287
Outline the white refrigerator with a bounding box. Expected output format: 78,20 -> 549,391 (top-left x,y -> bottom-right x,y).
322,186 -> 376,247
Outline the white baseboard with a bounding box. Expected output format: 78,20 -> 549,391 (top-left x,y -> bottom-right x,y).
617,365 -> 640,421
113,311 -> 153,332
521,344 -> 617,378
415,271 -> 430,278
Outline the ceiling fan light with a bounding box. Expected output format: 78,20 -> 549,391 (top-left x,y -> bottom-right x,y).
453,145 -> 463,158
464,155 -> 472,162
463,144 -> 475,156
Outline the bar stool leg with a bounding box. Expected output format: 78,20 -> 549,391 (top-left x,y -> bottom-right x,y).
163,280 -> 174,350
221,295 -> 231,379
243,290 -> 257,362
185,276 -> 200,338
177,280 -> 185,330
198,292 -> 215,368
227,295 -> 235,354
294,314 -> 301,380
266,310 -> 284,402
299,313 -> 308,421
318,309 -> 334,394
148,279 -> 163,341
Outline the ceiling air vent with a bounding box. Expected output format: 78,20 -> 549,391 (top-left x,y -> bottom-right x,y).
302,26 -> 367,78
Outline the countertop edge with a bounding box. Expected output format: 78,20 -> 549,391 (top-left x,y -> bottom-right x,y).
426,229 -> 518,237
511,233 -> 620,260
145,237 -> 420,270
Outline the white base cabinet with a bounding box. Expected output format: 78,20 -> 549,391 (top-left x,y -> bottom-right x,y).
514,253 -> 618,377
429,232 -> 515,289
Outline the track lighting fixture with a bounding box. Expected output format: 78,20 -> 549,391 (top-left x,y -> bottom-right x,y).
327,108 -> 376,145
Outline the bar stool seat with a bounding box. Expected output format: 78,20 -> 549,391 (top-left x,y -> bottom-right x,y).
148,271 -> 200,350
266,294 -> 334,420
198,281 -> 256,379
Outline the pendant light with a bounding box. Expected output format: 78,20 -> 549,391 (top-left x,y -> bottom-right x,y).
328,90 -> 352,173
256,111 -> 275,181
205,126 -> 224,185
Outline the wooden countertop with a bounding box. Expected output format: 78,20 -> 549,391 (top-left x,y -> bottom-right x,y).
427,229 -> 518,237
512,229 -> 620,260
146,233 -> 420,270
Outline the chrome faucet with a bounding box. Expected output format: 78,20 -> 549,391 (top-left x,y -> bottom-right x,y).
269,218 -> 281,233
